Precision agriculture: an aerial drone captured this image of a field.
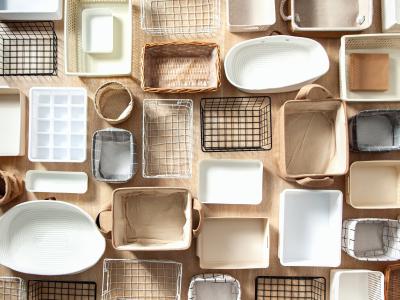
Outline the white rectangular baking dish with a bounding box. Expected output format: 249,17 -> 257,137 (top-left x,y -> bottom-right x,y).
0,88 -> 25,156
82,8 -> 113,53
198,159 -> 263,204
25,170 -> 88,194
0,0 -> 63,20
382,0 -> 400,32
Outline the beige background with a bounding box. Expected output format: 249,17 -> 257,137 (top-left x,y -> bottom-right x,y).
0,0 -> 398,299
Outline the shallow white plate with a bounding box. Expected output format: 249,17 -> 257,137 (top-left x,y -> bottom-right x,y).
82,8 -> 113,53
0,200 -> 105,275
25,171 -> 88,194
198,159 -> 263,204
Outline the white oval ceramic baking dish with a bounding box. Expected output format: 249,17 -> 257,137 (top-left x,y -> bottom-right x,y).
224,35 -> 329,93
0,200 -> 105,275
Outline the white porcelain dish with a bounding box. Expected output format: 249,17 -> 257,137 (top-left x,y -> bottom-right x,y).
198,159 -> 263,205
25,171 -> 88,194
82,8 -> 113,53
382,0 -> 400,32
0,200 -> 105,275
28,87 -> 87,163
279,189 -> 343,267
224,35 -> 329,93
0,0 -> 63,20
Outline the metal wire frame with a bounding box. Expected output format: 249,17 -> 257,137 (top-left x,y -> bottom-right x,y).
0,22 -> 57,76
255,276 -> 326,300
140,0 -> 220,36
142,99 -> 193,178
0,277 -> 26,300
28,280 -> 96,300
200,96 -> 272,152
101,259 -> 182,300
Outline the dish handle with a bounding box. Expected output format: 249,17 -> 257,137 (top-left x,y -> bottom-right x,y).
295,84 -> 333,101
192,198 -> 203,237
95,203 -> 112,239
296,176 -> 334,187
279,0 -> 292,21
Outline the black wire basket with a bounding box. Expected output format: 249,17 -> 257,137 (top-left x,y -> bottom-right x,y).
255,276 -> 326,300
28,280 -> 96,300
200,96 -> 272,152
0,22 -> 57,76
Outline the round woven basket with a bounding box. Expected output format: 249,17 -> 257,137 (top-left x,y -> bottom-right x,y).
94,82 -> 134,125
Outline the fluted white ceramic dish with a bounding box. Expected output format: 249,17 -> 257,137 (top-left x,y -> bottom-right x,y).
0,200 -> 105,275
224,35 -> 329,93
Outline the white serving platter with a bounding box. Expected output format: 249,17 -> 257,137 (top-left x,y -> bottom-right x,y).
25,170 -> 88,194
0,0 -> 63,20
82,8 -> 113,53
198,159 -> 263,205
0,200 -> 105,275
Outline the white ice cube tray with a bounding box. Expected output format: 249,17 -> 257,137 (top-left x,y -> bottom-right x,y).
28,87 -> 87,163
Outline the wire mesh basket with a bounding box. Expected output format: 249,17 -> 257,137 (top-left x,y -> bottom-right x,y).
188,274 -> 240,300
0,277 -> 25,300
142,99 -> 193,178
140,0 -> 220,36
255,276 -> 326,300
102,259 -> 182,300
28,280 -> 96,300
385,263 -> 400,300
0,22 -> 57,76
200,96 -> 272,152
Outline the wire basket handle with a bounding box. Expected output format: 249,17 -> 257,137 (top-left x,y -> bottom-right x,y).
280,0 -> 292,21
192,198 -> 204,237
296,176 -> 334,187
295,84 -> 333,101
95,203 -> 112,239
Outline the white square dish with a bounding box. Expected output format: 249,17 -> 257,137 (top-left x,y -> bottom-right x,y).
82,8 -> 113,53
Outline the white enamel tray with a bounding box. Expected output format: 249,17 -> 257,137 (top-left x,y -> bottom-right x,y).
224,35 -> 329,93
0,0 -> 63,20
25,171 -> 88,194
0,200 -> 105,275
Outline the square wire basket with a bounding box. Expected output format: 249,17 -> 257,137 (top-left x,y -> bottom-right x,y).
28,280 -> 96,300
140,0 -> 220,36
142,99 -> 193,178
0,277 -> 26,300
200,96 -> 272,152
102,259 -> 182,300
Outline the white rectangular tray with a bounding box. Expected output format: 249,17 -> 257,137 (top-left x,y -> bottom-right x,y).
382,0 -> 400,32
82,8 -> 113,53
25,170 -> 88,194
198,159 -> 263,204
0,0 -> 63,20
28,87 -> 87,163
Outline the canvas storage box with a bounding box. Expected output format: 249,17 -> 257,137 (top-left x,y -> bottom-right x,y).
342,218 -> 400,261
188,274 -> 240,300
280,0 -> 373,34
96,187 -> 202,251
276,84 -> 348,187
347,161 -> 400,209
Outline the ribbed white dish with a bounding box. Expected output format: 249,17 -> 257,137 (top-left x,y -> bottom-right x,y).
224,35 -> 329,93
0,200 -> 105,275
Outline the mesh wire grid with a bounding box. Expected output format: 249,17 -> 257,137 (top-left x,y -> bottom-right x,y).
0,277 -> 25,300
255,276 -> 326,300
102,259 -> 182,300
0,22 -> 57,76
200,96 -> 272,152
140,0 -> 220,36
142,99 -> 193,178
28,280 -> 96,300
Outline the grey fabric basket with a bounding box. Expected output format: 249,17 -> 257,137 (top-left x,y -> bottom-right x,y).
349,109 -> 400,152
91,128 -> 137,183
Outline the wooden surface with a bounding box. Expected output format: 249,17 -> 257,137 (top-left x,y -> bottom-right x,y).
0,0 -> 397,299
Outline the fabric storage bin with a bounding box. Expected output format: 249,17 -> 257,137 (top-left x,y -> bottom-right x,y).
188,274 -> 240,300
330,269 -> 384,300
349,110 -> 400,152
96,187 -> 202,251
385,263 -> 400,300
196,217 -> 269,269
92,128 -> 137,183
382,0 -> 400,32
347,161 -> 400,209
280,0 -> 373,33
0,277 -> 25,300
279,189 -> 343,267
342,218 -> 400,261
277,84 -> 348,187
141,42 -> 221,93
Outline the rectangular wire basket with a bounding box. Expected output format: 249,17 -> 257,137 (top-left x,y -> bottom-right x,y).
28,280 -> 96,300
255,276 -> 326,300
0,22 -> 57,76
102,259 -> 182,300
140,0 -> 220,36
142,99 -> 193,178
0,277 -> 26,300
200,96 -> 272,152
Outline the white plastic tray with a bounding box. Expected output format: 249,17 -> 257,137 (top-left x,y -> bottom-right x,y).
82,8 -> 113,53
0,0 -> 63,20
25,171 -> 88,194
279,189 -> 343,267
382,0 -> 400,32
198,159 -> 263,204
0,200 -> 105,275
224,35 -> 329,93
28,87 -> 87,163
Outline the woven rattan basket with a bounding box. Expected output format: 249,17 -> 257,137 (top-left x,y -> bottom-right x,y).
385,263 -> 400,300
141,41 -> 221,93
